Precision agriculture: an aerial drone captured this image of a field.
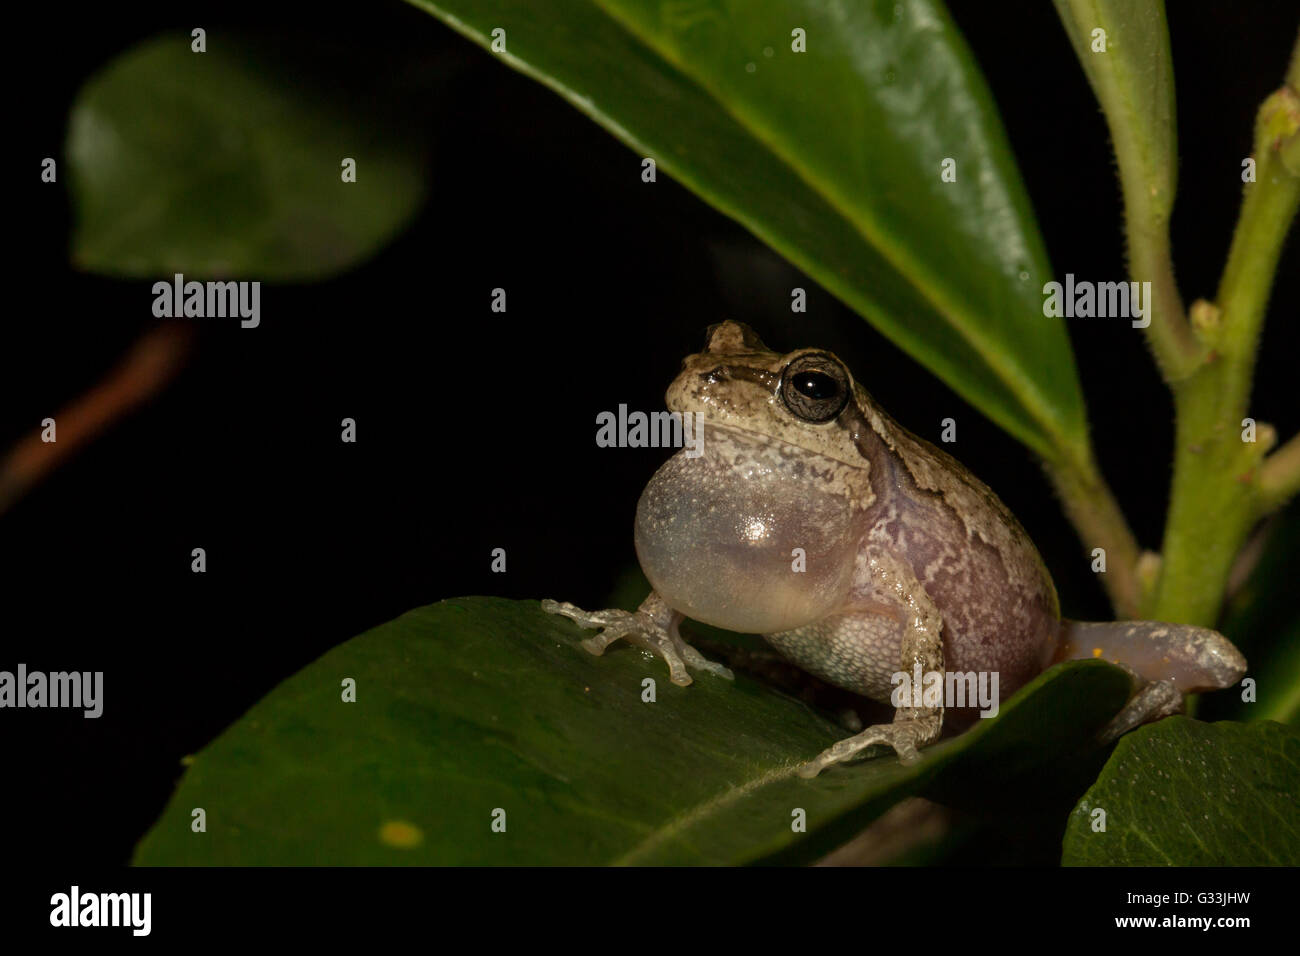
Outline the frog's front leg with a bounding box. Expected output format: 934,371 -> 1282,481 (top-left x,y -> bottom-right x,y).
542,592 -> 734,686
773,547 -> 945,777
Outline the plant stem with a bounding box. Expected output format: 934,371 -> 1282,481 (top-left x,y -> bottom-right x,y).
1045,0 -> 1188,618
1258,433 -> 1300,513
1150,41 -> 1300,625
1045,454 -> 1142,618
1127,213 -> 1203,382
0,325 -> 193,517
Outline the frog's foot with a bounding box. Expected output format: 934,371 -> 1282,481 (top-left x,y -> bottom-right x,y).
798,714 -> 942,778
1054,619 -> 1246,744
1099,678 -> 1184,744
541,593 -> 734,687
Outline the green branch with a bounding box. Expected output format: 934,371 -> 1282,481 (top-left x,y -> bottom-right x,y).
1258,432 -> 1300,515
1149,34 -> 1300,625
1045,455 -> 1143,618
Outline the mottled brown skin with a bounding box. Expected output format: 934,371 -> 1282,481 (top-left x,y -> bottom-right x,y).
545,322 -> 1246,775
639,321 -> 1057,714
785,365 -> 1060,710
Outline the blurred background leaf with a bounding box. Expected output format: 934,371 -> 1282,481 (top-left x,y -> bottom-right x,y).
68,32 -> 444,280
407,0 -> 1088,465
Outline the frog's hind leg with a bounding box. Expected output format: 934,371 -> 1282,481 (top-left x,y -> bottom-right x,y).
785,546 -> 946,777
1053,620 -> 1246,741
1053,620 -> 1246,691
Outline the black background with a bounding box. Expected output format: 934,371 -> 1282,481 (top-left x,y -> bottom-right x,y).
4,0 -> 1298,865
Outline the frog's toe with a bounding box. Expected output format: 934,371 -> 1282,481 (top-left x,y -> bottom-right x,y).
677,641 -> 735,681
580,629 -> 627,656
799,718 -> 938,777
631,623 -> 740,685
541,599 -> 623,630
659,652 -> 695,687
543,597 -> 728,686
799,727 -> 891,778
542,601 -> 640,656
616,625 -> 690,684
1099,678 -> 1184,743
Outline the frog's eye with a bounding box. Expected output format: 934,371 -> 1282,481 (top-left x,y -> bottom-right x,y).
779,352 -> 850,423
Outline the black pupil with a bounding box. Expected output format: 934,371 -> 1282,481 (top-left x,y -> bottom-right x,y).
793,370 -> 838,400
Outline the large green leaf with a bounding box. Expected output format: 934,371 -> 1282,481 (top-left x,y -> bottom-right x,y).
134,597 -> 1129,865
68,34 -> 434,280
1062,718 -> 1300,865
406,0 -> 1086,463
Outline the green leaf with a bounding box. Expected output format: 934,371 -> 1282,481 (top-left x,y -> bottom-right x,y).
1051,0 -> 1176,217
68,34 -> 433,280
1062,718 -> 1300,865
406,0 -> 1087,464
135,597 -> 1129,865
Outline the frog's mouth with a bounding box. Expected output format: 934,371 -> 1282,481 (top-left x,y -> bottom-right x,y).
670,412 -> 873,476
684,416 -> 774,444
683,360 -> 781,393
664,360 -> 778,418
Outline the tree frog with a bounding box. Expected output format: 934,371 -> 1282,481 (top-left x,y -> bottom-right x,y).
545,322 -> 1246,777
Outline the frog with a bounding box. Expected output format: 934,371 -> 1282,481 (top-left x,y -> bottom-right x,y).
544,321 -> 1247,777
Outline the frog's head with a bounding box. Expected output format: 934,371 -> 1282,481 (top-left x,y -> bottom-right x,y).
638,321 -> 874,633
666,320 -> 866,468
